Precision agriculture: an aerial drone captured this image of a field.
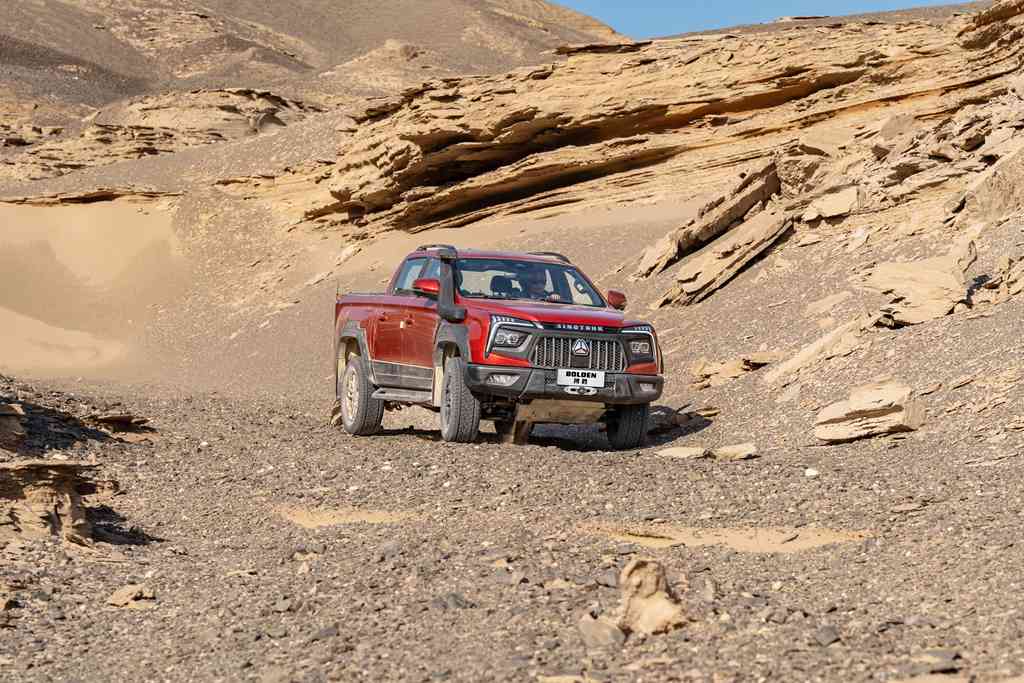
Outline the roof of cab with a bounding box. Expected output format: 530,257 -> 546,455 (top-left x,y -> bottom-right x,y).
409,245 -> 571,264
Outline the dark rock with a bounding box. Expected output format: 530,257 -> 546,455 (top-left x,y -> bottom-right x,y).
577,614 -> 625,650
814,625 -> 841,646
431,592 -> 475,610
264,624 -> 288,639
375,541 -> 401,562
499,570 -> 528,586
697,577 -> 717,604
596,569 -> 618,588
310,624 -> 338,642
911,649 -> 962,674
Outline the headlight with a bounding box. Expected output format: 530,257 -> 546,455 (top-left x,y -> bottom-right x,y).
630,340 -> 651,355
488,315 -> 538,353
494,329 -> 528,347
622,324 -> 657,363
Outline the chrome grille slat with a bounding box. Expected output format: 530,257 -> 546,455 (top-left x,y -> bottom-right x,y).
530,336 -> 625,372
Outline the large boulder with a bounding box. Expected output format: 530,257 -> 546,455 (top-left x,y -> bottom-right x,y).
0,460 -> 97,546
862,237 -> 977,326
616,559 -> 686,635
814,381 -> 925,443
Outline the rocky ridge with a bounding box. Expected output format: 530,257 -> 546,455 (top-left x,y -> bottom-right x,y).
224,1 -> 1023,315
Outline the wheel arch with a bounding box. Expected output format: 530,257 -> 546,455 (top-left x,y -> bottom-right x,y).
335,321 -> 375,388
432,322 -> 471,406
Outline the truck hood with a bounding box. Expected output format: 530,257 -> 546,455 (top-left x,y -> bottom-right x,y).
463,299 -> 636,328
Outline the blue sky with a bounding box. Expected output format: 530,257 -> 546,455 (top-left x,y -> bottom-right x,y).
558,0 -> 963,38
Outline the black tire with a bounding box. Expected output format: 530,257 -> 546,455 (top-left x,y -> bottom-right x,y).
338,354 -> 384,436
440,356 -> 481,443
607,403 -> 650,450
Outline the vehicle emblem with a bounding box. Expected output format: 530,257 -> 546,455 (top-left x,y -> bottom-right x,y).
572,339 -> 590,356
565,386 -> 598,396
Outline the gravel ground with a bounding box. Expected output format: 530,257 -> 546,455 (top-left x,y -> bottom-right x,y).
4,322 -> 1024,683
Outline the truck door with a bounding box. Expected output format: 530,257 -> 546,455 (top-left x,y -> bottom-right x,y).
369,257 -> 424,387
402,257 -> 441,391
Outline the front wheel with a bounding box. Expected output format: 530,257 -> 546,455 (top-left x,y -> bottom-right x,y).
606,403 -> 650,450
338,355 -> 384,436
440,357 -> 481,443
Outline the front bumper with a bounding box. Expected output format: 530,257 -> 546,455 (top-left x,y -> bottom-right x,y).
465,364 -> 663,405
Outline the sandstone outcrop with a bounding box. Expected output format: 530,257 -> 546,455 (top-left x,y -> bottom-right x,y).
655,208 -> 792,307
0,404 -> 26,452
0,461 -> 97,546
762,317 -> 876,387
814,381 -> 925,443
0,90 -> 323,181
635,161 -> 781,278
691,352 -> 780,389
862,237 -> 977,326
308,5 -> 1024,243
975,254 -> 1024,305
616,559 -> 686,636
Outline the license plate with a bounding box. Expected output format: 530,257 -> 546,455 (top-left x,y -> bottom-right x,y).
556,369 -> 605,388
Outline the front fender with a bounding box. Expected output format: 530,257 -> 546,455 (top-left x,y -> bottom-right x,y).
336,320 -> 375,386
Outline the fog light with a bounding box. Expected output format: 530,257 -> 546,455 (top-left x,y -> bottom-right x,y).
487,374 -> 519,386
639,382 -> 656,392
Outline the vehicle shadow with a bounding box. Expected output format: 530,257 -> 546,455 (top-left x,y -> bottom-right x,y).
379,425 -> 444,441
521,404 -> 714,453
645,404 -> 714,447
374,404 -> 713,452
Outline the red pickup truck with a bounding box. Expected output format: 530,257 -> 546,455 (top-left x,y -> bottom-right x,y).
333,245 -> 664,449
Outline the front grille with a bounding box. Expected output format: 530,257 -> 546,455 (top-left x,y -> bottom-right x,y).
530,336 -> 626,372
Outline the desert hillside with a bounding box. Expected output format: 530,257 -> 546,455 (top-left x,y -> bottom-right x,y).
8,1 -> 1024,681
0,0 -> 621,183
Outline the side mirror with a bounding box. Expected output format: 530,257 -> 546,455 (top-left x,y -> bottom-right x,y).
412,278 -> 440,298
607,289 -> 627,311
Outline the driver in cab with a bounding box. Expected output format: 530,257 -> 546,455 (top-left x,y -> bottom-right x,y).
519,268 -> 563,302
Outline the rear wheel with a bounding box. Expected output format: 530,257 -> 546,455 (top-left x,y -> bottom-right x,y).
606,403 -> 649,450
440,357 -> 480,443
338,354 -> 384,436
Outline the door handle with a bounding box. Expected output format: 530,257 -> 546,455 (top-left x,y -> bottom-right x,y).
378,313 -> 389,321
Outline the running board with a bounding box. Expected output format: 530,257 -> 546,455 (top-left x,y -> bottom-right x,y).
372,388 -> 433,404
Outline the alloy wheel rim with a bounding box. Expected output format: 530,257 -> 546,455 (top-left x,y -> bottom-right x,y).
344,367 -> 358,418
441,377 -> 452,430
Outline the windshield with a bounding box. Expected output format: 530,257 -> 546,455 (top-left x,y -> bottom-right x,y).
454,258 -> 606,307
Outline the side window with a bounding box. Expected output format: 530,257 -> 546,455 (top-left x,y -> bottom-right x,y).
391,258 -> 426,295
563,269 -> 604,306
